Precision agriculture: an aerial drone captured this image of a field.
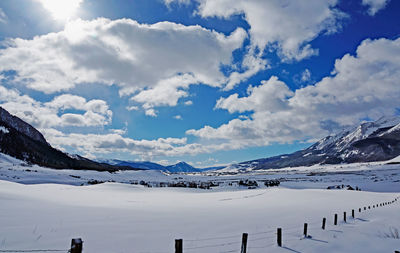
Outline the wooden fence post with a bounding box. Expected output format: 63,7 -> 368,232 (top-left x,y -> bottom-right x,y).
334,214 -> 338,225
364,207 -> 366,210
241,233 -> 248,253
277,228 -> 282,247
344,212 -> 346,223
322,218 -> 326,230
175,239 -> 183,253
303,223 -> 308,237
352,209 -> 355,218
359,208 -> 361,212
70,238 -> 83,253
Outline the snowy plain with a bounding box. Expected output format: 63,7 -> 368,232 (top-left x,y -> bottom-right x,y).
0,153 -> 400,252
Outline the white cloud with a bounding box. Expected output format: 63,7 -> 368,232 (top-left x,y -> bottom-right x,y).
109,129 -> 127,135
164,0 -> 190,6
12,38 -> 398,159
300,69 -> 312,82
0,86 -> 112,128
188,38 -> 400,147
35,0 -> 83,21
216,76 -> 293,114
41,129 -> 206,160
126,106 -> 139,111
131,73 -> 198,113
0,18 -> 246,112
145,109 -> 158,117
0,86 -> 217,160
173,0 -> 347,62
174,115 -> 183,120
362,0 -> 391,15
184,100 -> 193,106
224,54 -> 267,90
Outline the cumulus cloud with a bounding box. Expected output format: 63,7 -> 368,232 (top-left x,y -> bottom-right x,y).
41,129 -> 208,160
0,86 -> 217,160
0,86 -> 112,128
131,73 -> 198,113
168,0 -> 347,62
224,53 -> 267,90
188,38 -> 400,147
362,0 -> 391,15
0,18 -> 246,115
216,76 -> 293,114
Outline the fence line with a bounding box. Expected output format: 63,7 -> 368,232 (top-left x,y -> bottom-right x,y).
1,196 -> 398,253
178,196 -> 399,253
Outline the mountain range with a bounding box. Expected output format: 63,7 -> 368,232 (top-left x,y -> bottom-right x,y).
96,159 -> 225,172
1,106 -> 400,172
224,116 -> 400,171
97,159 -> 203,173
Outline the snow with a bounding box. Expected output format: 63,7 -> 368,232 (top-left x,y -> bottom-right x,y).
1,152 -> 400,192
0,180 -> 399,252
382,123 -> 400,135
314,116 -> 400,152
0,153 -> 400,252
387,155 -> 400,163
0,126 -> 9,134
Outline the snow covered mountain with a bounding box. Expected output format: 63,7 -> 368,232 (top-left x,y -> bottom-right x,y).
97,159 -> 166,171
97,159 -> 201,173
226,116 -> 400,171
165,161 -> 201,173
0,107 -> 139,172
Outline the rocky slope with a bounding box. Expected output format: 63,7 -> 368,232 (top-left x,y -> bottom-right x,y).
225,116 -> 400,171
0,107 -> 139,172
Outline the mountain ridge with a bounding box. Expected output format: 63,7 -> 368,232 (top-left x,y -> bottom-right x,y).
0,107 -> 48,145
0,107 -> 140,172
96,159 -> 203,173
223,116 -> 400,171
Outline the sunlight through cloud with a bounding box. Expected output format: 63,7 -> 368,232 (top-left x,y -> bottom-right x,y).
36,0 -> 83,21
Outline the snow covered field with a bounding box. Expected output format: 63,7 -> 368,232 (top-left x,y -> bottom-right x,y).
1,153 -> 400,252
0,180 -> 399,252
1,152 -> 400,192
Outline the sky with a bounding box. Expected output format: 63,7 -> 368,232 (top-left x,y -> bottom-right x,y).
0,0 -> 399,168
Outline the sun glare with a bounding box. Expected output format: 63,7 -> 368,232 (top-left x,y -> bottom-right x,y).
37,0 -> 82,21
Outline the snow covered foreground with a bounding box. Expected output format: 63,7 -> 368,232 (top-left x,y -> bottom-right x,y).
0,180 -> 399,253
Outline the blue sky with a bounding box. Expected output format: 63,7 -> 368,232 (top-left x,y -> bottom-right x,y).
0,0 -> 399,167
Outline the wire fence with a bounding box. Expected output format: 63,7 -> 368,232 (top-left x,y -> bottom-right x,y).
0,196 -> 398,253
178,196 -> 399,252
